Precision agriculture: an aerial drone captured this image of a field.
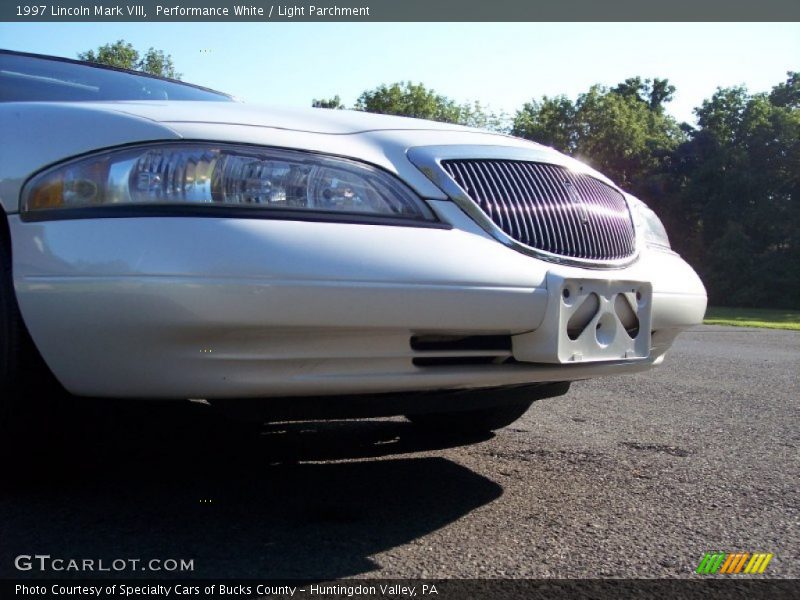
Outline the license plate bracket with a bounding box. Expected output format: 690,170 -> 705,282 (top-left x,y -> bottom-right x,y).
513,273 -> 652,364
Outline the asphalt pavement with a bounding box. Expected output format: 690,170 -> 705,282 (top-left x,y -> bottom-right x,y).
2,325 -> 798,579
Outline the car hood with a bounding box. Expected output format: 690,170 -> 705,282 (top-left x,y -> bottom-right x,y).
80,101 -> 487,135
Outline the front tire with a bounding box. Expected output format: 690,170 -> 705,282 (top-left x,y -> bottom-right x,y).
0,222 -> 61,444
0,232 -> 23,431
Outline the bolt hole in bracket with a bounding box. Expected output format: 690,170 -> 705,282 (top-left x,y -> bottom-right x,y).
512,273 -> 652,363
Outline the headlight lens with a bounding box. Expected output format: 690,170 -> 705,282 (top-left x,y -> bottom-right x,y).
22,144 -> 436,222
627,194 -> 671,250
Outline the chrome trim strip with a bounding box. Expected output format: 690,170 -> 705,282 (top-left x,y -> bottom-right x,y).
407,145 -> 641,269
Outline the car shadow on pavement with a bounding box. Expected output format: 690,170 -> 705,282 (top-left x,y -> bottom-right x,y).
1,399 -> 503,579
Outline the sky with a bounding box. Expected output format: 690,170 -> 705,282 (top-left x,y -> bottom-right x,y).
0,22 -> 797,124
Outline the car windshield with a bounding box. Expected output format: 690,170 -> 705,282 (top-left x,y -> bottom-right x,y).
0,51 -> 233,102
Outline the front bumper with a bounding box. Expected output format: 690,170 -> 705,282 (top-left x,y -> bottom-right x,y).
9,203 -> 706,399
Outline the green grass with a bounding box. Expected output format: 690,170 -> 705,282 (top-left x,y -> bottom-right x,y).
703,306 -> 800,330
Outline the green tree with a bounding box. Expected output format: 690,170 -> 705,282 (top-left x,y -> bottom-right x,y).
769,71 -> 800,109
513,80 -> 684,188
136,48 -> 180,79
456,100 -> 509,132
312,95 -> 345,109
574,84 -> 683,187
354,82 -> 506,131
355,81 -> 461,122
511,95 -> 576,152
78,40 -> 181,79
612,76 -> 676,112
676,79 -> 800,307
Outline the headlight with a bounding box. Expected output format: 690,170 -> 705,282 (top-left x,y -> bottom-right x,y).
626,194 -> 671,250
22,144 -> 436,223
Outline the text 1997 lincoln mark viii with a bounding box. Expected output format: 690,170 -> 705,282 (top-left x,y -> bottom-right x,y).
0,50 -> 706,434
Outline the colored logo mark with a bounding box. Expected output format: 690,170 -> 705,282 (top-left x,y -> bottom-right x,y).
696,552 -> 773,574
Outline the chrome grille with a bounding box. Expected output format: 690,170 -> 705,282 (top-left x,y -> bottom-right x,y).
441,160 -> 636,261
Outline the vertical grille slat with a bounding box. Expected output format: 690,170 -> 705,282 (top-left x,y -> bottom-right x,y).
504,162 -> 543,248
541,164 -> 586,258
480,162 -> 516,241
519,162 -> 562,253
586,175 -> 627,257
485,161 -> 522,243
528,163 -> 569,255
568,171 -> 603,258
495,161 -> 535,245
464,162 -> 503,233
442,159 -> 636,261
578,175 -> 616,256
570,172 -> 613,258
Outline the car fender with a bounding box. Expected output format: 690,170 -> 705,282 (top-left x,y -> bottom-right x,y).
0,103 -> 182,215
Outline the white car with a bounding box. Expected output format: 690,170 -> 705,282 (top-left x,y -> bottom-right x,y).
0,50 -> 706,434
